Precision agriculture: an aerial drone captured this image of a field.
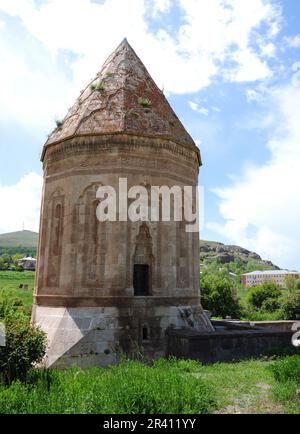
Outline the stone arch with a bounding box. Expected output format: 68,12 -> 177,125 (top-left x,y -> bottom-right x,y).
133,223 -> 154,296
72,182 -> 106,290
46,188 -> 65,288
176,205 -> 189,288
126,182 -> 151,289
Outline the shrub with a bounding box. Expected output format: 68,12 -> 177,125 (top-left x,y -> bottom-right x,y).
247,283 -> 281,310
0,293 -> 24,320
281,293 -> 300,320
261,297 -> 281,313
201,272 -> 241,318
270,355 -> 300,383
0,314 -> 46,384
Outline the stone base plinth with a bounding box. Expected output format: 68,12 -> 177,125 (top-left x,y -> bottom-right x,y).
32,304 -> 213,368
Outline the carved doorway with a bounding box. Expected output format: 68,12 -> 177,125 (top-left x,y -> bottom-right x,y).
133,223 -> 153,296
133,264 -> 150,296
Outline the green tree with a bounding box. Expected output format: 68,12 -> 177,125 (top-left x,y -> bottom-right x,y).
284,275 -> 298,292
200,272 -> 241,318
0,257 -> 9,271
247,282 -> 281,310
281,293 -> 300,320
11,253 -> 24,265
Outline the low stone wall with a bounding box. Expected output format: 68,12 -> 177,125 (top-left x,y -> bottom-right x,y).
225,320 -> 297,332
166,323 -> 294,363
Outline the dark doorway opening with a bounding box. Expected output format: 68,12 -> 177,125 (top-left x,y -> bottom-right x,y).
133,264 -> 150,296
142,326 -> 149,341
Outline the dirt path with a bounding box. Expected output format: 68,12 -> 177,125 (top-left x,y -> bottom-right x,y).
215,383 -> 285,414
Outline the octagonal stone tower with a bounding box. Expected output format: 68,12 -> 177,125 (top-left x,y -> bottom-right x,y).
32,39 -> 213,368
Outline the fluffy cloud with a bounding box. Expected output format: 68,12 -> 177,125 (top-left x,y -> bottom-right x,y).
0,173 -> 43,233
208,83 -> 300,270
150,0 -> 171,17
284,35 -> 300,49
0,0 -> 283,129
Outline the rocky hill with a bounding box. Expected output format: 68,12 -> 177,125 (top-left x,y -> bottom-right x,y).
200,240 -> 279,271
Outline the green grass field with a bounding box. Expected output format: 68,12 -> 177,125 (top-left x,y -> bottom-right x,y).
0,358 -> 299,414
0,271 -> 299,414
0,271 -> 34,316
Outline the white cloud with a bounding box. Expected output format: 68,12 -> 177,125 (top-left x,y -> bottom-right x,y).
246,89 -> 261,102
189,101 -> 209,116
284,35 -> 300,49
228,48 -> 272,82
0,0 -> 284,130
208,84 -> 300,270
151,0 -> 171,17
0,19 -> 5,29
260,42 -> 276,58
0,34 -> 74,132
0,173 -> 43,234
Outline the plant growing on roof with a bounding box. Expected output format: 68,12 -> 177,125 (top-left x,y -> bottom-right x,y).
138,97 -> 152,108
90,81 -> 106,92
55,119 -> 64,130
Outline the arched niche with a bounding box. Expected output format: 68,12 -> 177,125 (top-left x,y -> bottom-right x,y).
133,223 -> 154,296
73,182 -> 106,289
46,187 -> 65,288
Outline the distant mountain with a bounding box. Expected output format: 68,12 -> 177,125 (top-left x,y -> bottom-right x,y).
200,240 -> 280,272
0,230 -> 38,248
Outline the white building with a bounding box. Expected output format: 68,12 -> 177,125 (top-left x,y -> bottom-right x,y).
241,270 -> 300,288
18,257 -> 37,271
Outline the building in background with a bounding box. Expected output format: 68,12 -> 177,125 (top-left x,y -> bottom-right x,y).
241,270 -> 300,288
18,257 -> 37,271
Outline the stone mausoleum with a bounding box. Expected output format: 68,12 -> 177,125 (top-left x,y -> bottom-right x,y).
32,39 -> 213,368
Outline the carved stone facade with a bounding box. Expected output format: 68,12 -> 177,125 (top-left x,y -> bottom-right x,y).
32,39 -> 213,368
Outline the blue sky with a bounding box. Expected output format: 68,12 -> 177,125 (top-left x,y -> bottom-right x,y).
0,0 -> 300,270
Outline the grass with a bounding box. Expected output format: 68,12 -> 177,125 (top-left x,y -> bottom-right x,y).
270,356 -> 300,413
0,271 -> 299,414
0,360 -> 216,414
0,356 -> 299,414
0,271 -> 34,316
200,240 -> 223,247
195,359 -> 284,414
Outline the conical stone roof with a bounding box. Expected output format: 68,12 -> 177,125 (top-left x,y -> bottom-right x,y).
44,39 -> 197,154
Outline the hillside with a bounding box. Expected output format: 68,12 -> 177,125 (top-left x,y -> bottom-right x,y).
0,230 -> 38,248
200,240 -> 279,272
